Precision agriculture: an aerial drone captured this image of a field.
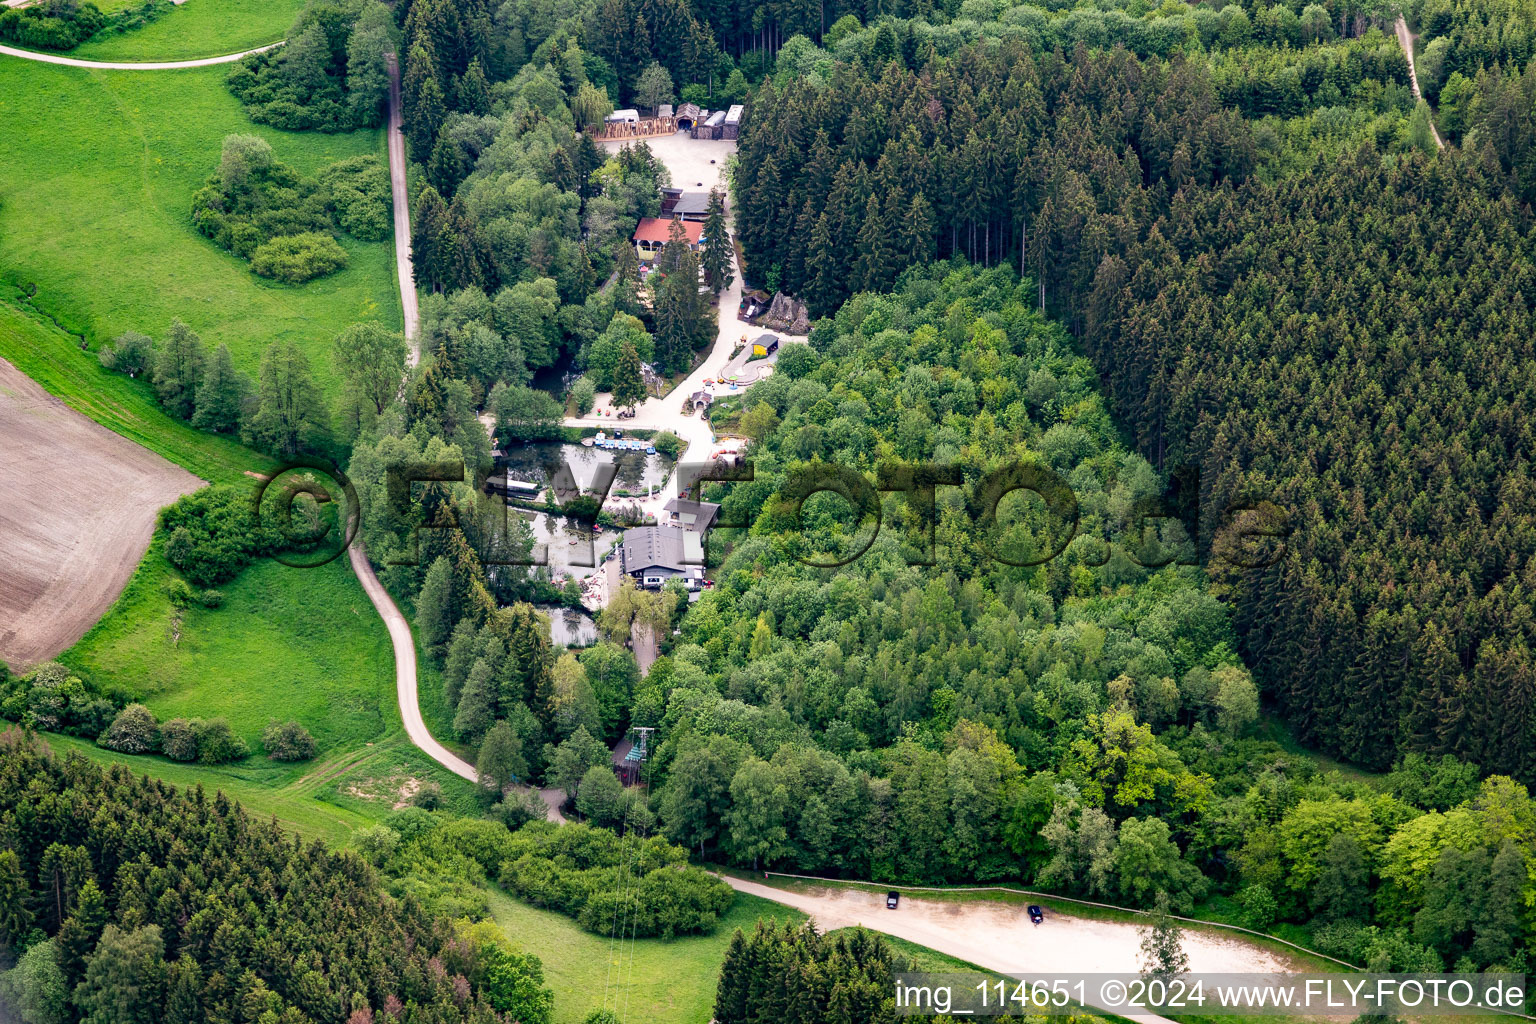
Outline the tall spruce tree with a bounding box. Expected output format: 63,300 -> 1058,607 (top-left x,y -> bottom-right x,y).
701,189 -> 734,293
611,337 -> 646,410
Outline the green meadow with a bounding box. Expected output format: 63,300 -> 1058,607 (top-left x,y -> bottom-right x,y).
489,888 -> 808,1024
74,0 -> 303,61
65,539 -> 394,757
0,59 -> 399,402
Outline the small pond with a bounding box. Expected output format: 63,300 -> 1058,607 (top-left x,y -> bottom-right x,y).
538,604 -> 599,647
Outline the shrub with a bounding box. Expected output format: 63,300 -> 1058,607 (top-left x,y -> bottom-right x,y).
250,233 -> 349,284
650,430 -> 683,460
1235,883 -> 1278,930
261,720 -> 317,761
159,718 -> 199,761
163,576 -> 194,607
195,718 -> 249,763
412,781 -> 444,810
160,717 -> 248,763
97,330 -> 154,377
494,789 -> 549,831
354,824 -> 400,866
196,589 -> 225,609
571,376 -> 596,415
318,156 -> 391,241
98,704 -> 159,754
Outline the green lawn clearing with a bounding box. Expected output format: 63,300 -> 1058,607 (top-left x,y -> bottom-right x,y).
0,60 -> 398,403
63,537 -> 393,758
487,887 -> 808,1024
0,293 -> 277,485
73,0 -> 302,62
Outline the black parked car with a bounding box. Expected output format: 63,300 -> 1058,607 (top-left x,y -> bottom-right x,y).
1028,904 -> 1044,925
886,892 -> 900,909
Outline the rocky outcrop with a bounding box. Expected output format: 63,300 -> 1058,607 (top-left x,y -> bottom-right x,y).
761,291 -> 811,335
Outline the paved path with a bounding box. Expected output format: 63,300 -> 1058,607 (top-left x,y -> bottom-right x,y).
720,876 -> 1300,1024
0,40 -> 281,69
1395,16 -> 1445,149
386,52 -> 421,354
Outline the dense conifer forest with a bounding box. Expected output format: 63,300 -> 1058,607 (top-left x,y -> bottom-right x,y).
0,732 -> 553,1023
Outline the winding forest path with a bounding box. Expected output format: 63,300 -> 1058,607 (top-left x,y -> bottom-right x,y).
0,40 -> 281,68
386,52 -> 421,355
349,544 -> 479,783
1395,16 -> 1445,149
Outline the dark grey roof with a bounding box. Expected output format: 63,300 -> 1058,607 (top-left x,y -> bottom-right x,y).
621,525 -> 687,573
663,498 -> 720,531
677,102 -> 701,120
671,192 -> 711,216
658,104 -> 675,118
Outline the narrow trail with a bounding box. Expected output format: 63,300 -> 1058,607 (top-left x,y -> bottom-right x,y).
1395,16 -> 1445,150
0,40 -> 281,69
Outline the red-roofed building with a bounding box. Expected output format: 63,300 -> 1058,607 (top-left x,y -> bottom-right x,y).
632,217 -> 704,262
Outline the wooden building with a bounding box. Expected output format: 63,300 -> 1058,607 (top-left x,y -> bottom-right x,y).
631,217 -> 704,262
722,104 -> 744,140
693,108 -> 726,139
676,102 -> 701,129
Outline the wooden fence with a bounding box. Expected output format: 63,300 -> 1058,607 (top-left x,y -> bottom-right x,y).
591,117 -> 678,141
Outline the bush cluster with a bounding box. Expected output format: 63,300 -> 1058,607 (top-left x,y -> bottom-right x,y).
160,716 -> 249,763
0,662 -> 123,739
497,822 -> 733,939
192,135 -> 384,284
0,0 -> 103,50
159,485 -> 284,587
318,156 -> 391,241
249,232 -> 350,283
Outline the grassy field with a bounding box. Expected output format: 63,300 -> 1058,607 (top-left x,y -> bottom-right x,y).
42,729 -> 480,846
73,0 -> 302,61
0,293 -> 277,485
0,60 -> 399,402
64,538 -> 394,756
488,888 -> 808,1024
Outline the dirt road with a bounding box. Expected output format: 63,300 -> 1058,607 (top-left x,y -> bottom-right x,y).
347,543 -> 478,782
386,53 -> 421,354
0,40 -> 280,69
722,877 -> 1296,1024
1395,17 -> 1445,149
0,358 -> 202,669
